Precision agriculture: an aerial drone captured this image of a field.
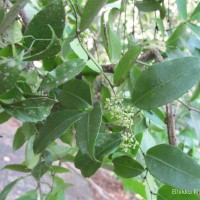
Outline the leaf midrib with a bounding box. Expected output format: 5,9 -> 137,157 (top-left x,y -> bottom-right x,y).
133,67 -> 187,106
146,153 -> 200,182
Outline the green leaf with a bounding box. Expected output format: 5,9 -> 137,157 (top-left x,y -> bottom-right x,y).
34,110 -> 83,154
129,65 -> 142,89
16,190 -> 37,200
25,136 -> 40,169
23,27 -> 61,61
0,112 -> 10,124
166,23 -> 187,48
135,1 -> 161,12
188,23 -> 200,38
176,0 -> 187,21
122,178 -> 147,199
190,81 -> 200,102
2,97 -> 55,122
114,45 -> 142,86
76,102 -> 102,160
70,39 -> 101,72
58,79 -> 92,111
145,144 -> 200,191
41,59 -> 86,90
100,12 -> 109,54
191,3 -> 200,21
50,166 -> 69,173
0,178 -> 23,200
47,144 -> 70,160
24,0 -> 65,55
100,85 -> 111,105
13,123 -> 36,151
107,9 -> 122,63
132,57 -> 200,110
32,161 -> 50,180
3,164 -> 31,173
113,156 -> 144,178
0,60 -> 20,95
95,133 -> 122,159
131,132 -> 143,157
74,150 -> 101,177
157,185 -> 200,200
79,0 -> 107,32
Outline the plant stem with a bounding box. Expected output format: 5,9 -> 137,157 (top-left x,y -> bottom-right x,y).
0,0 -> 29,34
178,100 -> 200,113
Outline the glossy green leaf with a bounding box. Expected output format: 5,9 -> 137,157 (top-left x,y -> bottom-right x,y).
0,178 -> 23,200
122,178 -> 147,199
166,23 -> 187,48
3,164 -> 31,173
131,132 -> 143,157
95,133 -> 122,159
23,27 -> 61,61
32,161 -> 50,180
58,79 -> 92,111
100,85 -> 111,105
16,190 -> 37,200
50,166 -> 69,173
47,144 -> 70,161
176,0 -> 187,21
2,97 -> 55,122
191,3 -> 200,21
132,57 -> 200,110
76,102 -> 102,160
79,0 -> 107,32
13,123 -> 36,151
41,59 -> 86,90
70,39 -> 101,72
129,65 -> 142,89
24,0 -> 65,55
113,156 -> 144,178
135,1 -> 161,12
190,81 -> 200,102
0,111 -> 10,124
114,45 -> 142,86
74,150 -> 101,177
145,144 -> 200,190
25,136 -> 40,169
107,9 -> 122,63
100,12 -> 108,54
0,60 -> 20,95
34,111 -> 83,154
157,185 -> 200,200
188,23 -> 200,38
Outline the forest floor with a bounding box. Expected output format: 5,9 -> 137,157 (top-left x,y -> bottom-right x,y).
0,119 -> 134,200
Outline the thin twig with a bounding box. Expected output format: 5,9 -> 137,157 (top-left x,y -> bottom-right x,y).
69,0 -> 116,95
178,100 -> 200,113
166,104 -> 176,145
0,0 -> 29,34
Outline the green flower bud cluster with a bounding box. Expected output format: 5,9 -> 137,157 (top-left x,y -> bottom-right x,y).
105,97 -> 138,152
121,132 -> 139,152
105,97 -> 134,129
